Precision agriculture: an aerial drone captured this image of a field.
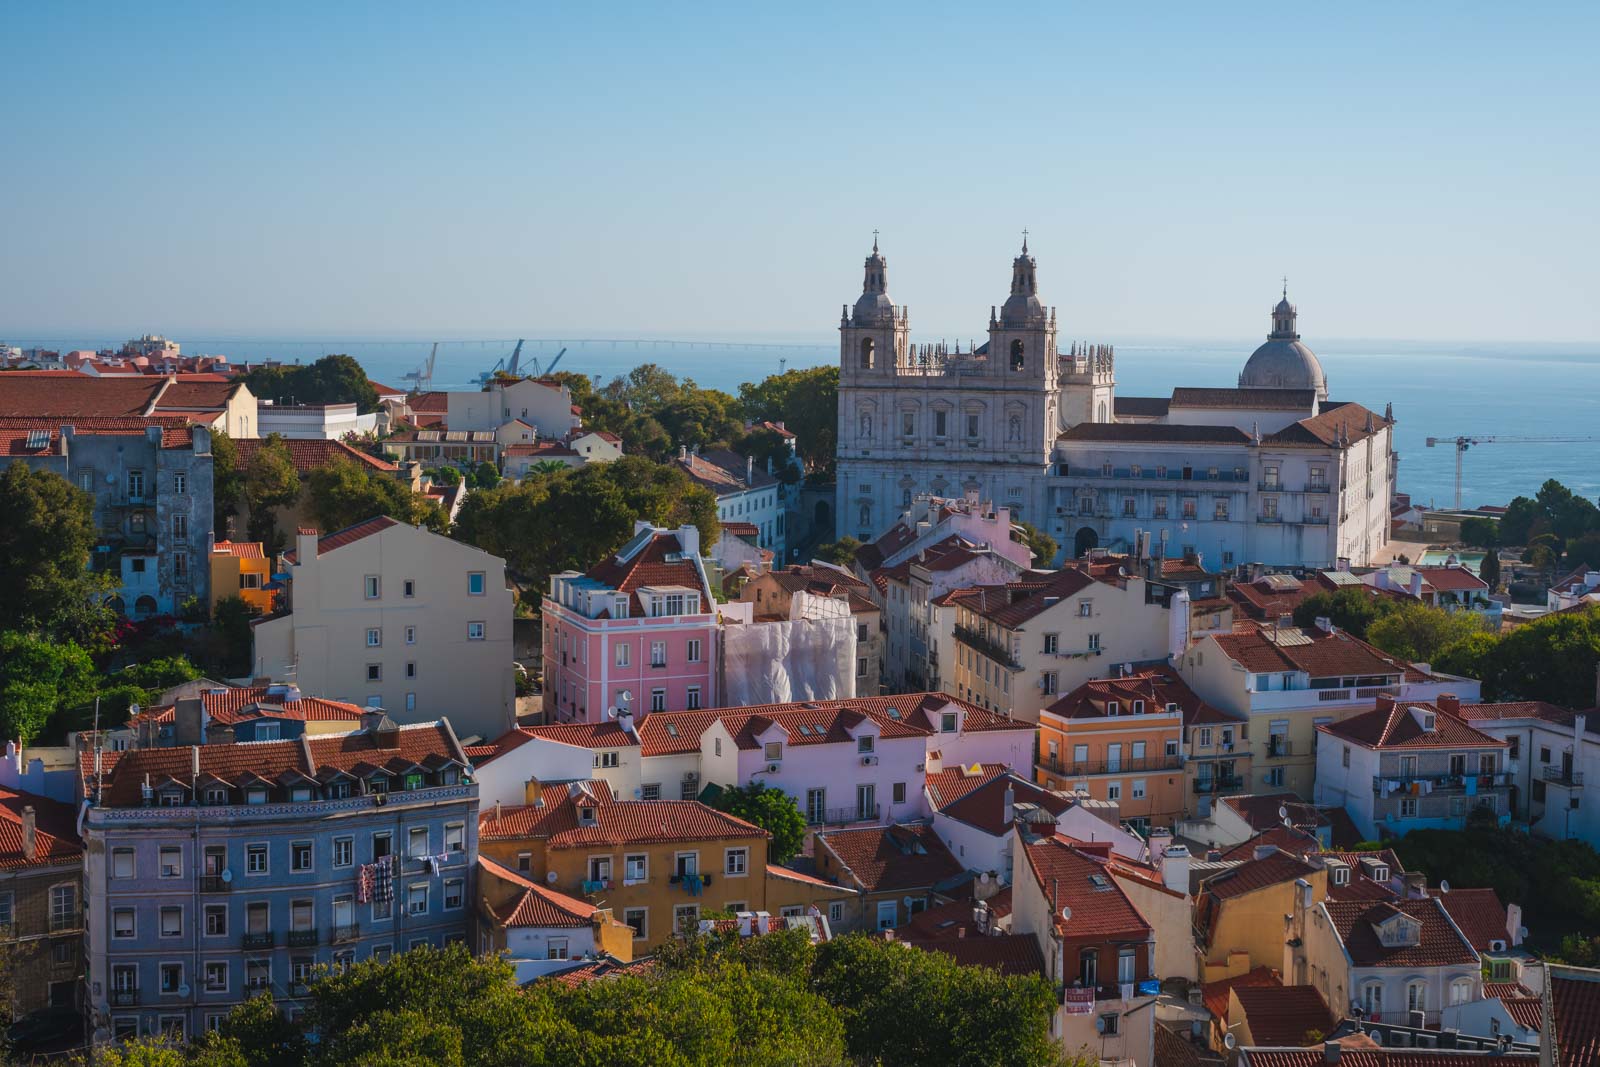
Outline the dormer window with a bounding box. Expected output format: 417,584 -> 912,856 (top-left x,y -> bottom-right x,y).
368,777 -> 388,795
441,768 -> 459,786
290,786 -> 312,803
1372,866 -> 1389,882
1423,713 -> 1437,731
579,806 -> 597,826
404,772 -> 424,791
246,787 -> 268,806
1106,701 -> 1119,717
857,736 -> 875,754
1332,867 -> 1349,886
1132,700 -> 1145,715
940,713 -> 957,733
329,781 -> 352,800
764,742 -> 784,761
204,787 -> 228,806
159,789 -> 185,807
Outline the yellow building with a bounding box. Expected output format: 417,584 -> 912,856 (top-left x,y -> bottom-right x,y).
209,540 -> 274,613
478,779 -> 831,953
476,854 -> 636,964
1194,848 -> 1327,980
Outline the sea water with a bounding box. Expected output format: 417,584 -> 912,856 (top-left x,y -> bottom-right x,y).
10,333 -> 1598,509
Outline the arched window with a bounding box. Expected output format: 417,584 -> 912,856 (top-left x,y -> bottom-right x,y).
1096,401 -> 1108,423
1448,978 -> 1474,1006
1361,982 -> 1384,1017
859,337 -> 876,369
1010,339 -> 1025,371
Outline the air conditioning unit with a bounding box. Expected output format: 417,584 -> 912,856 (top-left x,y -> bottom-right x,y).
766,762 -> 781,773
861,755 -> 878,766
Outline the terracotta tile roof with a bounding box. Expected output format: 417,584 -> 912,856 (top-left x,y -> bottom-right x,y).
674,448 -> 777,494
1263,401 -> 1392,448
522,722 -> 639,750
1203,964 -> 1281,1020
1059,422 -> 1253,444
766,864 -> 837,888
896,891 -> 1011,940
541,956 -> 656,987
1044,665 -> 1229,727
816,823 -> 964,895
1221,794 -> 1333,834
136,686 -> 364,728
1320,701 -> 1506,750
1501,994 -> 1544,1032
1220,826 -> 1324,862
504,441 -> 577,458
0,414 -> 198,449
0,372 -> 165,417
408,391 -> 449,413
1552,966 -> 1600,1065
479,786 -> 766,849
1323,897 -> 1476,968
503,882 -> 599,928
1231,984 -> 1334,1046
1022,836 -> 1152,940
585,530 -> 708,616
761,564 -> 873,598
460,727 -> 537,766
1154,1024 -> 1208,1067
153,378 -> 245,411
952,567 -> 1099,628
1112,395 -> 1171,418
1426,887 -> 1510,952
907,933 -> 1043,978
286,515 -> 401,562
1199,851 -> 1320,902
1413,565 -> 1488,593
1455,700 -> 1582,727
1241,1051 -> 1534,1067
935,772 -> 1074,836
232,436 -> 397,474
1210,626 -> 1414,680
924,762 -> 1010,810
87,721 -> 463,806
721,521 -> 759,537
211,540 -> 265,559
855,522 -> 920,571
0,788 -> 82,871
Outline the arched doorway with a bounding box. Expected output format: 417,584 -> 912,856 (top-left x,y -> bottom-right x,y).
813,499 -> 832,533
1073,526 -> 1099,558
134,595 -> 158,617
106,596 -> 126,617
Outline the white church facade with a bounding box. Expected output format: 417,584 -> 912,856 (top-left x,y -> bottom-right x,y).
834,240 -> 1396,569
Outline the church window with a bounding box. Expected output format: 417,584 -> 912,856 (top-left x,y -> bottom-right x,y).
859,338 -> 875,369
1009,340 -> 1025,371
1096,401 -> 1107,423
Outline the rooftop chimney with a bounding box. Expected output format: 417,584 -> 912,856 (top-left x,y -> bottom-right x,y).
1437,693 -> 1460,715
1003,784 -> 1015,825
1411,570 -> 1425,598
1254,844 -> 1279,861
525,776 -> 543,806
1323,1040 -> 1342,1064
20,805 -> 36,862
1161,844 -> 1190,895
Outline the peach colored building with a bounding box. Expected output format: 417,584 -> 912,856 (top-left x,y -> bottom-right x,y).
209,540 -> 274,613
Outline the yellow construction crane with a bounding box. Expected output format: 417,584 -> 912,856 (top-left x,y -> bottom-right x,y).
1425,435 -> 1600,510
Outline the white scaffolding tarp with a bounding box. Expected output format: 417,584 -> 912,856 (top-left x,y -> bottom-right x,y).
721,591 -> 857,706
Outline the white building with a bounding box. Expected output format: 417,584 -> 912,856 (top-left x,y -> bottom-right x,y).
251,517 -> 517,742
256,402 -> 380,440
446,377 -> 582,440
676,447 -> 786,563
835,240 -> 1395,568
1457,700 -> 1599,844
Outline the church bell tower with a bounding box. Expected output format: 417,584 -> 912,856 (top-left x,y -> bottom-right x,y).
840,235 -> 908,385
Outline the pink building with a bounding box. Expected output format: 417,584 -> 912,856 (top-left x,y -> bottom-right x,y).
543,523 -> 719,723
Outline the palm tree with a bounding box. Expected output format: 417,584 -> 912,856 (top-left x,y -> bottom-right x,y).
529,459 -> 570,477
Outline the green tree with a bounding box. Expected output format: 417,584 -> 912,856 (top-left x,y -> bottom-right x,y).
1015,520 -> 1058,566
529,459 -> 571,477
737,365 -> 839,476
1497,495 -> 1543,546
424,466 -> 461,488
708,782 -> 806,864
304,458 -> 447,534
470,460 -> 501,489
211,429 -> 246,536
243,434 -> 302,544
0,461 -> 114,642
0,633 -> 97,744
815,537 -> 862,567
812,934 -> 1061,1067
1567,532 -> 1600,571
1458,516 -> 1499,549
1291,587 -> 1395,639
244,354 -> 380,414
1433,629 -> 1499,684
1365,603 -> 1488,663
1480,550 -> 1501,592
206,596 -> 259,678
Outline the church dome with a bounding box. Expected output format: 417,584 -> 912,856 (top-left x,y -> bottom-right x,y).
851,240 -> 895,326
1239,289 -> 1327,399
999,241 -> 1047,328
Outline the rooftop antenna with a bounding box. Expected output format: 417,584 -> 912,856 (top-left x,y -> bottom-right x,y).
92,697 -> 104,801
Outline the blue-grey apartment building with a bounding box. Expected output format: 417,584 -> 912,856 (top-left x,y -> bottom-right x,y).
79,716 -> 477,1042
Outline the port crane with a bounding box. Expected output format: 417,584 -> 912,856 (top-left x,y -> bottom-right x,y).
401,342 -> 439,394
1426,434 -> 1600,510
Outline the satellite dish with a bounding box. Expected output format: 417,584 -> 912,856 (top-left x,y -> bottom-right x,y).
129,702 -> 141,717
177,984 -> 191,998
546,870 -> 559,884
1439,879 -> 1450,893
618,689 -> 633,703
1278,805 -> 1290,820
605,707 -> 617,719
1060,905 -> 1072,923
1224,1034 -> 1237,1050
1094,1016 -> 1107,1033
1283,816 -> 1294,828
220,868 -> 233,883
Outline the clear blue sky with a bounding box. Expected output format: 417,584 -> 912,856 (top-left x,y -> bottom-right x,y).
3,2 -> 1596,343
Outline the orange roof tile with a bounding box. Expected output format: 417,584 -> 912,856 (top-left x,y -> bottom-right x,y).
816,823 -> 963,894
1021,836 -> 1152,940
479,785 -> 766,849
0,788 -> 82,871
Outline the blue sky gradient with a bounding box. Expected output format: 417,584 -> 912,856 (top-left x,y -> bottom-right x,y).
3,3 -> 1596,342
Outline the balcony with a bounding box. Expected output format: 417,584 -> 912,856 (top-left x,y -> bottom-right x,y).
808,804 -> 881,827
1265,738 -> 1294,759
1306,483 -> 1332,493
1544,765 -> 1584,786
1257,481 -> 1284,492
667,872 -> 714,895
1372,771 -> 1514,795
1193,775 -> 1246,795
111,989 -> 140,1007
1256,514 -> 1284,525
1297,515 -> 1331,525
288,982 -> 311,998
953,625 -> 1020,670
1039,755 -> 1184,778
199,875 -> 230,893
331,923 -> 361,944
242,931 -> 275,950
287,929 -> 320,947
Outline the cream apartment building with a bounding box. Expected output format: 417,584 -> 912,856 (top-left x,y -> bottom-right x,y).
253,517 -> 516,741
945,567 -> 1186,723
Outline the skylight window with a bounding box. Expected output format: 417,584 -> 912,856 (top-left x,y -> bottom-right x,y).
665,724 -> 678,738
